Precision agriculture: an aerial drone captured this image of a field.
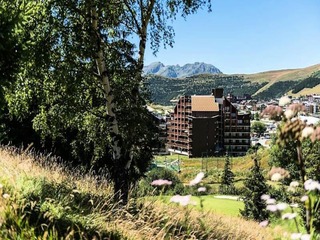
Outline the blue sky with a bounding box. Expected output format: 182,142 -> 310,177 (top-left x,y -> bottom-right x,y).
144,0 -> 320,74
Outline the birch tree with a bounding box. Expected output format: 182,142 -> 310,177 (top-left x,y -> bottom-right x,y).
9,0 -> 211,202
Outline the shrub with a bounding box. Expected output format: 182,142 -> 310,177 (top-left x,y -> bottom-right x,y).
135,167 -> 185,196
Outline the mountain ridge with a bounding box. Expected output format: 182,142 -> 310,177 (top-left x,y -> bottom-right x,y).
143,62 -> 222,78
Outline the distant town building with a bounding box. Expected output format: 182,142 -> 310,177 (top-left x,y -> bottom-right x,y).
166,88 -> 250,157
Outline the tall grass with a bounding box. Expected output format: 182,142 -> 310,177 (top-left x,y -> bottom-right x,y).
0,145 -> 282,239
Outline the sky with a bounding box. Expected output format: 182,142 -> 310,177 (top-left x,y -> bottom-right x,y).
144,0 -> 320,74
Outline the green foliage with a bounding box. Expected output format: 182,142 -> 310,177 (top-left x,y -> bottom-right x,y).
219,154 -> 236,195
291,74 -> 320,93
240,157 -> 269,221
254,112 -> 260,120
269,134 -> 320,183
251,121 -> 267,136
269,136 -> 300,183
255,80 -> 296,100
136,168 -> 185,196
303,139 -> 320,181
2,0 -> 212,203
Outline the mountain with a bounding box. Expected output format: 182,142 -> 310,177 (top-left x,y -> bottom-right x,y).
143,62 -> 222,78
144,64 -> 320,106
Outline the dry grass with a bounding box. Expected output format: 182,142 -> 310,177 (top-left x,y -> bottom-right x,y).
244,64 -> 320,84
288,84 -> 320,97
240,64 -> 320,96
0,145 -> 285,239
113,201 -> 283,240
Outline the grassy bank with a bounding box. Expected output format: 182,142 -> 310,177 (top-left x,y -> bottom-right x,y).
0,146 -> 283,239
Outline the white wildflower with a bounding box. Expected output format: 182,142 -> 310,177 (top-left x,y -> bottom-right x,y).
266,198 -> 276,204
304,179 -> 320,191
197,187 -> 206,192
301,127 -> 314,139
266,204 -> 278,212
279,96 -> 291,106
290,181 -> 299,188
0,184 -> 3,189
291,233 -> 302,240
282,213 -> 297,220
301,195 -> 308,202
189,172 -> 205,186
2,193 -> 10,199
260,194 -> 270,201
290,203 -> 299,208
276,202 -> 288,211
284,109 -> 295,119
271,173 -> 282,181
301,234 -> 311,240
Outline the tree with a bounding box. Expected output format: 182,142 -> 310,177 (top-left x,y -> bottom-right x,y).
8,0 -> 211,203
240,154 -> 269,221
219,153 -> 235,194
251,121 -> 266,137
269,135 -> 300,183
0,0 -> 44,144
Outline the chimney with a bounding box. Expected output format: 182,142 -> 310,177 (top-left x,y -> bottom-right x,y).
212,88 -> 223,98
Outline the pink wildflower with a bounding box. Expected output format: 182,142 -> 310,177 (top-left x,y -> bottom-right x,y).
310,126 -> 320,142
287,103 -> 306,113
170,195 -> 194,206
189,172 -> 205,186
301,126 -> 314,139
151,179 -> 172,186
261,105 -> 283,119
259,220 -> 269,227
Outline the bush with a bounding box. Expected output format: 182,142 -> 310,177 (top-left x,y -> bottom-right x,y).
219,184 -> 237,195
135,167 -> 185,196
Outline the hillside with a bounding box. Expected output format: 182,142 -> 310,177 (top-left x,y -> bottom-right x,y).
145,64 -> 320,105
0,146 -> 279,239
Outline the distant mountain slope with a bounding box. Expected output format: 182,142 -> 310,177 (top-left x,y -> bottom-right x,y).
144,64 -> 320,105
143,62 -> 222,78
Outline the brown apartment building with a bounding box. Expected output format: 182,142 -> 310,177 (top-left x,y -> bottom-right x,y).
167,88 -> 250,157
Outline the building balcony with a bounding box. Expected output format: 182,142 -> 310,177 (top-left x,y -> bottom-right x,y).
224,143 -> 250,146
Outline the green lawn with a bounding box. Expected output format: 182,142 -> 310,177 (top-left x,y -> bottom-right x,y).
163,195 -> 244,217
190,196 -> 244,216
163,195 -> 302,233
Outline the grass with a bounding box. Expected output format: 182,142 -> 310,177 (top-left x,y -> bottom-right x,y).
154,147 -> 270,185
164,195 -> 244,216
0,145 -> 287,239
194,196 -> 243,216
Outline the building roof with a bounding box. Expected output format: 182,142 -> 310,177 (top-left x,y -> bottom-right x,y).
191,96 -> 219,112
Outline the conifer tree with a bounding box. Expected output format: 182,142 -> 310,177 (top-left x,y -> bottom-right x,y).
219,153 -> 235,194
240,154 -> 269,221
